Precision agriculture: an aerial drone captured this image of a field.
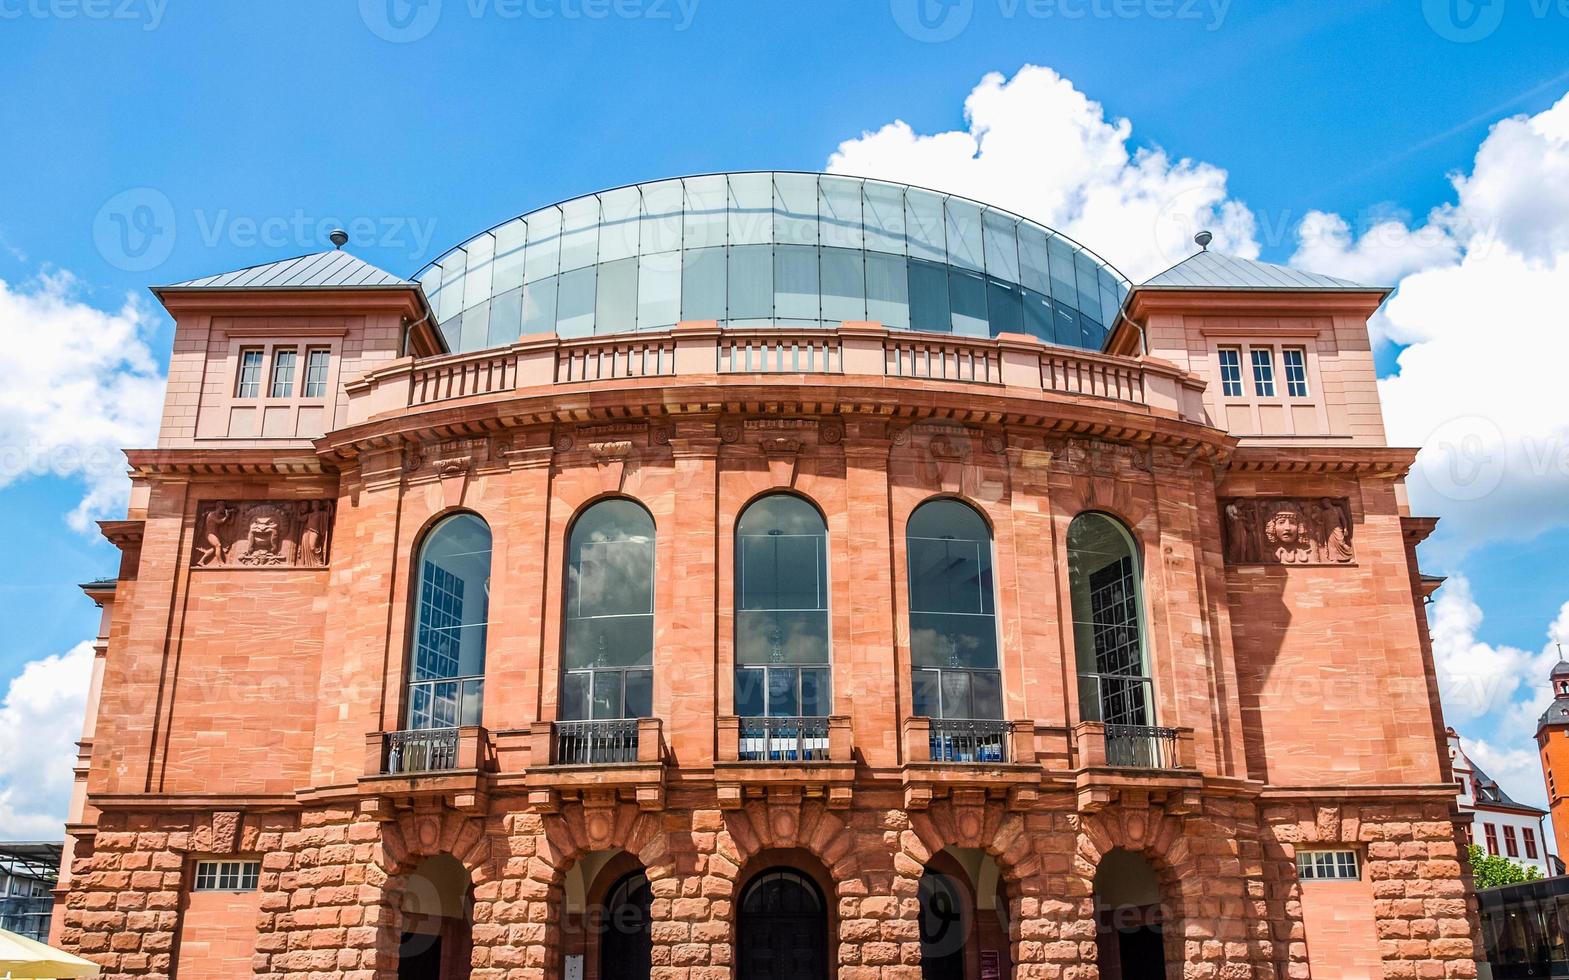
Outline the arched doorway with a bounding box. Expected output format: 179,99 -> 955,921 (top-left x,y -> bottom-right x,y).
398,854 -> 473,980
1093,849 -> 1167,980
920,870 -> 968,980
600,870 -> 652,980
737,868 -> 828,980
919,848 -> 1013,980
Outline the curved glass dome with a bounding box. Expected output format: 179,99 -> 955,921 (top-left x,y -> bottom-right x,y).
417,172 -> 1130,354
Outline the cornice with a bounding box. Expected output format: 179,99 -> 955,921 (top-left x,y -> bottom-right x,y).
1225,444 -> 1417,478
124,448 -> 331,479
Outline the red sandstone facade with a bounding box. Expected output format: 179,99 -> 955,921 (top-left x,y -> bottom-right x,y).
52,241 -> 1481,980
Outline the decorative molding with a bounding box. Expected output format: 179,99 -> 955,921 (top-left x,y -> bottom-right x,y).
1050,438 -> 1153,476
1221,497 -> 1355,566
191,499 -> 334,569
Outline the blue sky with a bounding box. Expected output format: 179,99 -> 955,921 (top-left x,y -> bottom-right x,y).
1,0 -> 1568,835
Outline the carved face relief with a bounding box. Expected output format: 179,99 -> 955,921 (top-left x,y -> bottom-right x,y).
1265,507 -> 1305,548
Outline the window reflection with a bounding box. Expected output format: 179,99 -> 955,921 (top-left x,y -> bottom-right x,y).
407,514 -> 491,730
735,495 -> 831,718
563,499 -> 656,721
906,499 -> 1000,720
1067,513 -> 1152,727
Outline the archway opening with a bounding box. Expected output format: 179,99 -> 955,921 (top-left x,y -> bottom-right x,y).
561,849 -> 651,980
919,847 -> 1012,980
1093,849 -> 1167,980
398,853 -> 473,980
737,867 -> 829,980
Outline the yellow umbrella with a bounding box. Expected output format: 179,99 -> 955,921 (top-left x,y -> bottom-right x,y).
0,928 -> 100,978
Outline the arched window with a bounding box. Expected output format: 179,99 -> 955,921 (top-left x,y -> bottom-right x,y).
563,499 -> 656,720
1067,513 -> 1153,730
737,869 -> 828,980
907,499 -> 1000,721
407,513 -> 491,730
734,494 -> 831,720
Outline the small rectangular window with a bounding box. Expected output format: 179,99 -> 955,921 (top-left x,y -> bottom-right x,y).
270,349 -> 297,398
1217,348 -> 1243,398
1485,824 -> 1499,856
236,349 -> 264,398
304,349 -> 330,398
1283,347 -> 1309,397
193,859 -> 260,892
1250,348 -> 1276,397
1505,825 -> 1519,858
1296,850 -> 1360,881
1526,827 -> 1540,860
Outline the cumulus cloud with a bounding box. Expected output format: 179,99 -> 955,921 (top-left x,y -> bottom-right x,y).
0,642 -> 92,839
0,272 -> 165,530
826,65 -> 1259,283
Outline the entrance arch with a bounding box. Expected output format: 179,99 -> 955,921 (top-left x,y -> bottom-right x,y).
737,868 -> 829,980
397,854 -> 473,980
600,870 -> 652,980
919,847 -> 1013,980
1093,848 -> 1168,980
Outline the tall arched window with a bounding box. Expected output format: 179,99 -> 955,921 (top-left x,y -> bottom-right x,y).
907,499 -> 1000,721
407,513 -> 491,730
563,499 -> 655,720
734,495 -> 831,720
1067,513 -> 1153,730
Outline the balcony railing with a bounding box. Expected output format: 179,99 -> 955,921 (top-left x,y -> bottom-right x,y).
929,719 -> 1012,764
342,323 -> 1208,426
738,716 -> 832,762
383,728 -> 460,773
554,719 -> 641,765
0,896 -> 52,942
1104,725 -> 1181,769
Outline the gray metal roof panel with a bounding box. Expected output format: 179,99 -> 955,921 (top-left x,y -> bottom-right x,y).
1140,249 -> 1381,291
161,250 -> 415,290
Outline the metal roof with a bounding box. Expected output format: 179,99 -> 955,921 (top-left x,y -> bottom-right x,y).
0,841 -> 62,882
1467,757 -> 1546,815
159,249 -> 415,290
1140,249 -> 1382,291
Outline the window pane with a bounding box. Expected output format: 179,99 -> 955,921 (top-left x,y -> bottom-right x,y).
986,279 -> 1023,336
489,288 -> 523,346
905,189 -> 946,263
768,669 -> 799,716
591,670 -> 623,720
1218,348 -> 1243,397
411,515 -> 492,683
800,668 -> 830,717
820,246 -> 866,322
1075,251 -> 1102,314
1284,348 -> 1309,397
595,257 -> 639,334
727,173 -> 773,246
1251,348 -> 1276,396
728,245 -> 773,321
772,173 -> 818,246
774,244 -> 819,321
949,268 -> 988,336
907,501 -> 997,671
908,258 -> 951,333
565,500 -> 655,674
462,234 -> 494,310
270,349 -> 296,398
598,187 -> 642,263
1067,513 -> 1152,727
818,175 -> 863,249
556,265 -> 597,338
683,175 -> 728,250
866,252 -> 910,330
940,671 -> 972,719
637,252 -> 681,330
863,181 -> 906,254
735,495 -> 830,673
561,671 -> 590,721
639,180 -> 684,255
944,199 -> 985,272
460,303 -> 490,352
1018,225 -> 1051,294
490,220 -> 527,298
1047,237 -> 1078,307
682,246 -> 727,322
735,668 -> 766,717
304,349 -> 330,398
624,668 -> 653,718
1051,299 -> 1081,348
523,210 -> 560,284
982,211 -> 1020,282
522,276 -> 558,335
1023,289 -> 1054,345
559,196 -> 600,273
236,349 -> 263,398
437,250 -> 467,320
912,669 -> 941,717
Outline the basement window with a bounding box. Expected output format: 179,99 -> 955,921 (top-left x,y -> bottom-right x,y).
1297,850 -> 1360,881
193,859 -> 260,892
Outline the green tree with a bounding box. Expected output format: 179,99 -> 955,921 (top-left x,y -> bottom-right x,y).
1467,843 -> 1545,889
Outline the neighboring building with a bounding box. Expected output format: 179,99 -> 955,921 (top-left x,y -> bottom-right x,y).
1535,659 -> 1569,863
1476,875 -> 1569,976
0,841 -> 61,942
1449,729 -> 1553,876
54,173 -> 1482,980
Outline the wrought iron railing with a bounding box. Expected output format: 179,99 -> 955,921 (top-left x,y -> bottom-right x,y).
929,719 -> 1011,764
554,719 -> 640,765
1104,724 -> 1180,768
383,728 -> 460,774
738,716 -> 832,762
0,896 -> 52,942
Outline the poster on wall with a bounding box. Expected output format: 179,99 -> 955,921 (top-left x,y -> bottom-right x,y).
981,950 -> 1001,980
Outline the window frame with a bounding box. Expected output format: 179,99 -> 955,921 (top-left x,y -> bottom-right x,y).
1282,346 -> 1310,397
1249,347 -> 1276,397
192,859 -> 261,893
303,347 -> 331,398
405,512 -> 492,731
269,347 -> 298,399
562,497 -> 658,722
904,498 -> 1002,722
1296,850 -> 1360,882
1526,827 -> 1540,860
235,348 -> 265,398
1217,346 -> 1244,398
1485,823 -> 1500,856
1505,825 -> 1519,858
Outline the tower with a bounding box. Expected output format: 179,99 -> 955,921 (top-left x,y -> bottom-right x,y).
1536,655 -> 1569,862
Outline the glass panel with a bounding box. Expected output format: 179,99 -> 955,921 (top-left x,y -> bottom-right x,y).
462,233 -> 495,310
592,670 -> 623,720
986,279 -> 1023,337
866,252 -> 910,330
269,349 -> 296,398
944,198 -> 985,272
461,678 -> 484,726
407,514 -> 491,729
304,349 -> 330,398
236,349 -> 263,398
772,172 -> 818,246
490,287 -> 523,346
1051,298 -> 1080,349
556,265 -> 597,338
681,246 -> 727,322
972,670 -> 1002,719
863,181 -> 906,255
1046,236 -> 1078,307
637,252 -> 681,330
774,245 -> 819,321
683,175 -> 728,250
908,258 -> 951,333
1099,268 -> 1123,327
460,302 -> 489,352
521,276 -> 558,335
595,257 -> 639,334
727,244 -> 773,321
523,209 -> 561,284
1067,513 -> 1152,726
818,175 -> 864,249
437,251 -> 467,320
1018,224 -> 1051,294
559,197 -> 600,273
913,670 -> 941,717
820,246 -> 866,322
598,186 -> 643,263
735,495 -> 830,672
565,500 -> 655,676
982,211 -> 1020,282
1075,251 -> 1102,317
907,500 -> 997,671
639,179 -> 684,255
768,669 -> 799,716
735,667 -> 766,717
625,668 -> 652,718
948,268 -> 988,337
1022,288 -> 1054,344
561,671 -> 590,721
940,671 -> 972,719
905,189 -> 947,263
800,668 -> 830,717
727,173 -> 773,245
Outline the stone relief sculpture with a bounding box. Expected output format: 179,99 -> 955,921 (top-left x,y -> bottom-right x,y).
1221,497 -> 1354,566
191,500 -> 334,568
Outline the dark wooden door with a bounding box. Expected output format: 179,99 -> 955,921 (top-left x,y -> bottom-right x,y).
1117,926 -> 1166,980
601,873 -> 653,980
398,932 -> 442,980
738,870 -> 828,980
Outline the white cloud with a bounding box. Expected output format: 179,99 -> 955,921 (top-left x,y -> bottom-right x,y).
825,65 -> 1259,283
0,271 -> 165,531
0,642 -> 92,839
1290,209 -> 1459,288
